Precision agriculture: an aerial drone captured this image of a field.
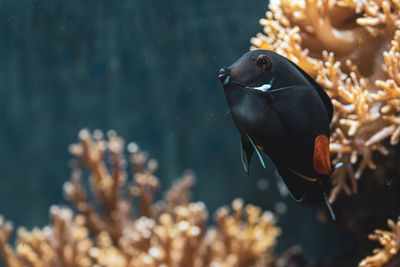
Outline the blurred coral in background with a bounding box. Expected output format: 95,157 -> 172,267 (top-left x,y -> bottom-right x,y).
251,0 -> 400,203
359,217 -> 400,267
0,130 -> 280,267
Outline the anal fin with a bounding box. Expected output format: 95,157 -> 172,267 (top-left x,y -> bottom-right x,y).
275,164 -> 311,202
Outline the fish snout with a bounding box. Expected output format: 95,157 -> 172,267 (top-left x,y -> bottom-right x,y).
219,68 -> 231,85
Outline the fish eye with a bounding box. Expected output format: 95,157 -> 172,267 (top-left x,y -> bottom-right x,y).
256,54 -> 272,70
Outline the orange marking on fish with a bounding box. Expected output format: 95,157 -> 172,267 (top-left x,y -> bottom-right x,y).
313,134 -> 331,175
256,145 -> 264,151
286,166 -> 317,182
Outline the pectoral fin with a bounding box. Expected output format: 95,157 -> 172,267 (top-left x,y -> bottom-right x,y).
221,111 -> 234,129
224,111 -> 232,122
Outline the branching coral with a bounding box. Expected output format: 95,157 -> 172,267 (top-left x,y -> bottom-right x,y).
359,217 -> 400,267
0,129 -> 280,267
251,0 -> 400,202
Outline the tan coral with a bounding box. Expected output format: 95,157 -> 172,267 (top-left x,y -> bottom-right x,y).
251,0 -> 400,202
359,217 -> 400,267
212,199 -> 280,266
0,129 -> 280,267
0,208 -> 93,267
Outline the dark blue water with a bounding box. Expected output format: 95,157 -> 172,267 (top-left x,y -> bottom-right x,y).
0,1 -> 351,264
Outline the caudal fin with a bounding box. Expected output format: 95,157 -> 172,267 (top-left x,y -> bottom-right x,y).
323,192 -> 336,221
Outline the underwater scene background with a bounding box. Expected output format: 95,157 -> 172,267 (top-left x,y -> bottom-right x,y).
1,0 -> 400,266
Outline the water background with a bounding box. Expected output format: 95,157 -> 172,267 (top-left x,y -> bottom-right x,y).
0,0 -> 351,261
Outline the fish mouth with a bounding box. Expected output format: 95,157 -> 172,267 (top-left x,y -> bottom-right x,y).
219,68 -> 231,85
221,75 -> 230,86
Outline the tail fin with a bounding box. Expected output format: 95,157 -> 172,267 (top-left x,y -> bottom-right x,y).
321,162 -> 343,221
318,177 -> 336,221
331,162 -> 343,176
323,192 -> 336,221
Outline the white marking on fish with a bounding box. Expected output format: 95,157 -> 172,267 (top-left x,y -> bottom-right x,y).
247,77 -> 275,92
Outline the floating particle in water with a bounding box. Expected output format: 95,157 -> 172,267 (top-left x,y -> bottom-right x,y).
256,178 -> 269,191
274,201 -> 287,214
275,172 -> 289,198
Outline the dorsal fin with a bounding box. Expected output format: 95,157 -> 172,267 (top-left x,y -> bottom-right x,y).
286,59 -> 334,123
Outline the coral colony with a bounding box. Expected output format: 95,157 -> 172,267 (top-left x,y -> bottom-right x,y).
0,130 -> 280,267
360,217 -> 400,267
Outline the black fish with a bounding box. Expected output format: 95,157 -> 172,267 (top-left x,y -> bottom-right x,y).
219,50 -> 336,220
